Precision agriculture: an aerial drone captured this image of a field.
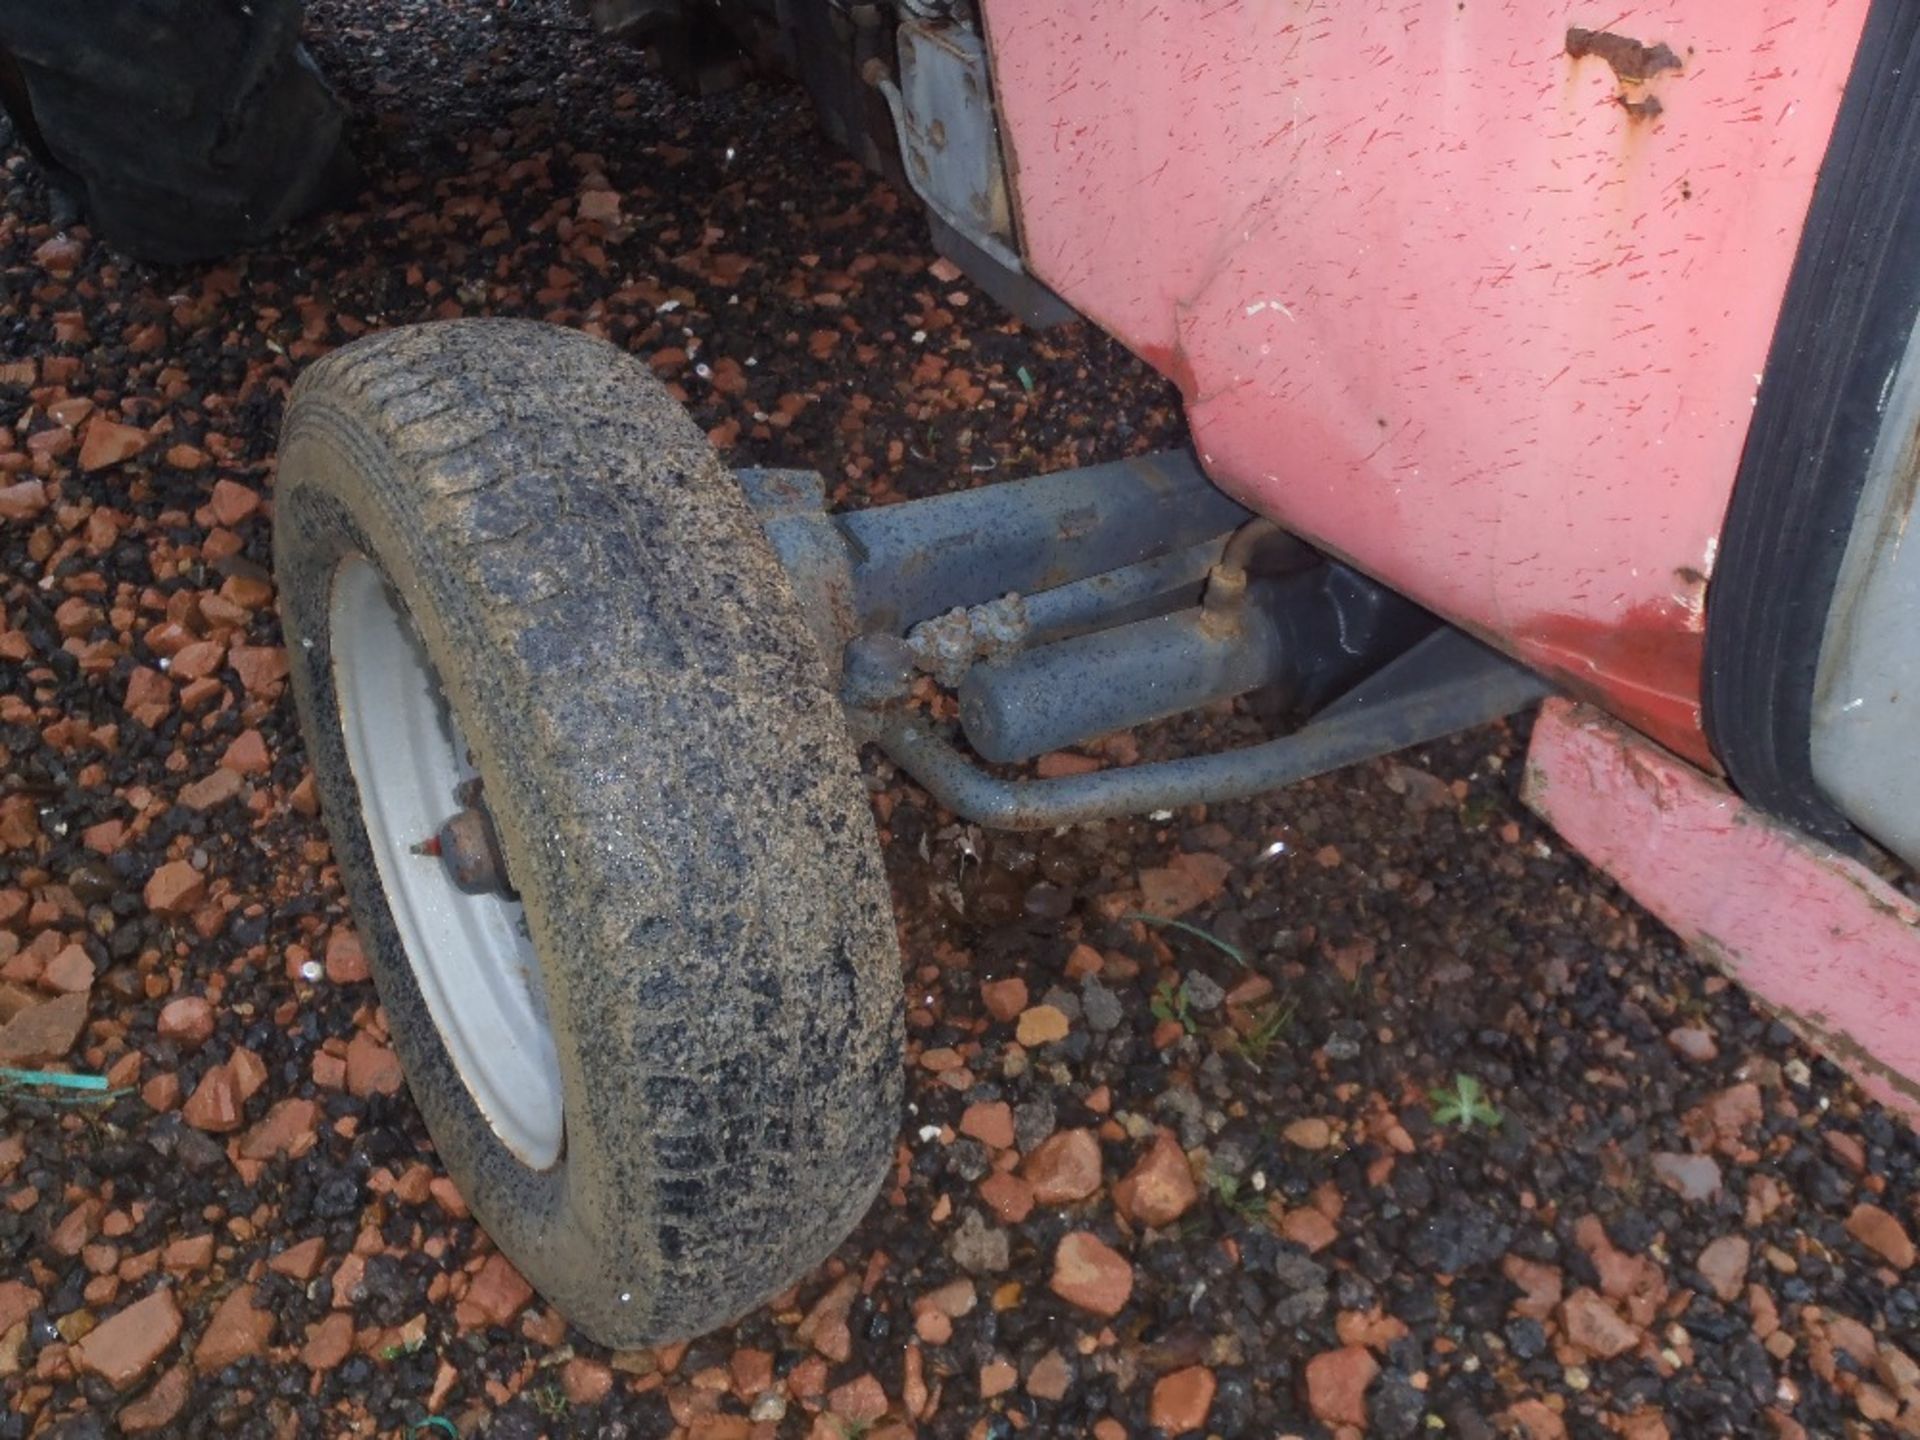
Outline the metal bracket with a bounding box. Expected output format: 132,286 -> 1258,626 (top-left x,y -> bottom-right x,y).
865,17 -> 1076,327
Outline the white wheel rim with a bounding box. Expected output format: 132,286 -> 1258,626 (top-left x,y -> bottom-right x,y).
328,556 -> 564,1169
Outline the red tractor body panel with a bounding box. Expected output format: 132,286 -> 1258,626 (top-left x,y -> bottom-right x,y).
979,0 -> 1871,766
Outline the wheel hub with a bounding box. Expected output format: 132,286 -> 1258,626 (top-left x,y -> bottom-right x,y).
328,555 -> 564,1170
416,787 -> 516,898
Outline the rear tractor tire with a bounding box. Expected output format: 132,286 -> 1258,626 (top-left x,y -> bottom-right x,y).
0,0 -> 355,263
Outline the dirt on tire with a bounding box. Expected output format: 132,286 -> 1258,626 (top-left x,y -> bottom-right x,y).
275,319 -> 904,1346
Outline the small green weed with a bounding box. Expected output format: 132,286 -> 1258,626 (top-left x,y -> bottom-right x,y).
1150,975 -> 1193,1032
1228,997 -> 1300,1068
1429,1073 -> 1501,1131
1208,1172 -> 1267,1223
1122,911 -> 1250,967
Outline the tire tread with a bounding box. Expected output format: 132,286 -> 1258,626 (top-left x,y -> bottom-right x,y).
274,320 -> 901,1345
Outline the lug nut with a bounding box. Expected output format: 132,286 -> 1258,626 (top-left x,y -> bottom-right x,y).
426,805 -> 514,896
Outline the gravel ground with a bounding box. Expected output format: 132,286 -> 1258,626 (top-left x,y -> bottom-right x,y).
2,3 -> 1918,1437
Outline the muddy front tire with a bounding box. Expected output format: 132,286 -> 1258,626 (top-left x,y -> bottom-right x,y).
274,320 -> 903,1346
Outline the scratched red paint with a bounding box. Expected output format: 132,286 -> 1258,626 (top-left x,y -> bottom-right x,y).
1528,599 -> 1712,769
979,0 -> 1872,761
1526,700 -> 1920,1116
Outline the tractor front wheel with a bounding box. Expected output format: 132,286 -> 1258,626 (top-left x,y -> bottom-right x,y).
274,320 -> 903,1346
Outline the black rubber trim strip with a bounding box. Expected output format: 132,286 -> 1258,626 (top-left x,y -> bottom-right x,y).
1703,0 -> 1920,842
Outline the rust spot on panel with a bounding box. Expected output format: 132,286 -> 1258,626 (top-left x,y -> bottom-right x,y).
1566,26 -> 1683,124
1522,599 -> 1716,771
1565,27 -> 1683,83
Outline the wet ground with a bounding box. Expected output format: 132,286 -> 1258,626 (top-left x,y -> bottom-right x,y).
1,2 -> 1917,1436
